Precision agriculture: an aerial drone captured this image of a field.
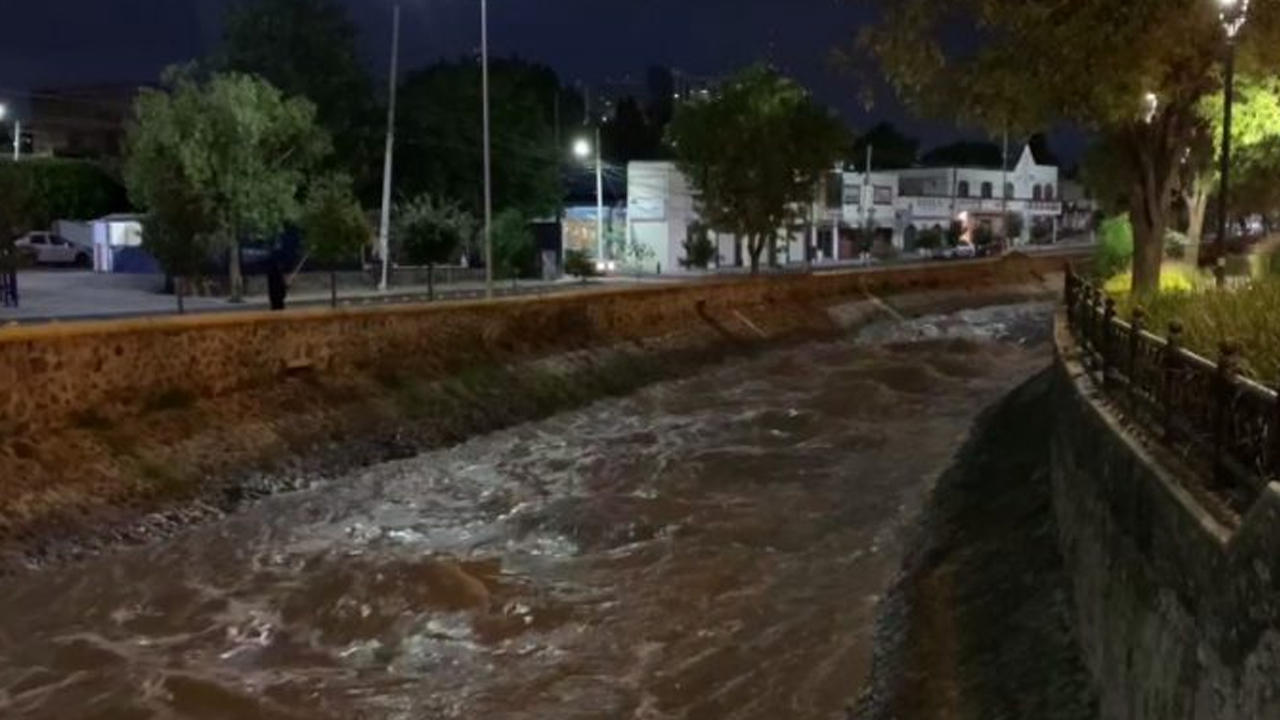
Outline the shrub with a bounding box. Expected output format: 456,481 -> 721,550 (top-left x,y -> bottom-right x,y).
0,159 -> 128,238
490,209 -> 536,280
973,224 -> 996,248
1164,230 -> 1190,260
1030,221 -> 1054,245
1095,214 -> 1134,279
681,223 -> 717,269
1103,263 -> 1202,296
1129,279 -> 1280,381
1003,212 -> 1024,242
564,249 -> 596,280
915,225 -> 944,251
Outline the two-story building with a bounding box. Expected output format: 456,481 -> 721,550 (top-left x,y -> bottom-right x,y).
842,145 -> 1063,251
623,144 -> 1067,271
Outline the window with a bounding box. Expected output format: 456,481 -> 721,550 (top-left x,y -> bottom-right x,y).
873,185 -> 894,205
1044,184 -> 1056,201
1033,185 -> 1043,201
29,235 -> 47,245
1004,183 -> 1014,199
981,182 -> 993,199
957,181 -> 970,198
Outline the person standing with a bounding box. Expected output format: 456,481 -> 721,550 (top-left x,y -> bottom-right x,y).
266,252 -> 288,311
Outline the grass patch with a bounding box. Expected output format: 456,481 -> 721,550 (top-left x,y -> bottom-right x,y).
1120,279 -> 1280,381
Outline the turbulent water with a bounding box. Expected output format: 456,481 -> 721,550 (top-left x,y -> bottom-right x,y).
0,304 -> 1052,720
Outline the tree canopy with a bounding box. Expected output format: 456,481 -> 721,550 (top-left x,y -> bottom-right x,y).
396,59 -> 563,221
125,70 -> 330,301
921,141 -> 1003,168
849,122 -> 918,169
394,193 -> 475,297
221,0 -> 379,193
603,96 -> 666,164
860,0 -> 1280,293
667,65 -> 849,273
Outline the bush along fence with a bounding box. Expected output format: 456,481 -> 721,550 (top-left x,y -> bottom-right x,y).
1064,267 -> 1279,517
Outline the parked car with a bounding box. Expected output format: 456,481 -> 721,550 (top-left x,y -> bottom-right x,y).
13,232 -> 91,266
933,244 -> 977,261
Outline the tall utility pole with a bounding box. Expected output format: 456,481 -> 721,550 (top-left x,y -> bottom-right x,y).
481,0 -> 494,299
1215,0 -> 1249,289
377,4 -> 401,292
594,125 -> 604,266
1001,127 -> 1011,245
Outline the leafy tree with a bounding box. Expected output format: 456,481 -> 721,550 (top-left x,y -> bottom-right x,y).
667,65 -> 849,274
0,159 -> 128,234
921,141 -> 1003,168
301,174 -> 370,307
623,233 -> 657,275
1028,133 -> 1061,167
1096,214 -> 1136,280
397,59 -> 562,221
681,222 -> 717,269
125,69 -> 330,302
1200,75 -> 1280,225
221,0 -> 379,194
139,167 -> 218,313
604,96 -> 664,163
860,0 -> 1280,294
1003,212 -> 1025,242
490,209 -> 537,281
394,194 -> 475,300
850,122 -> 919,169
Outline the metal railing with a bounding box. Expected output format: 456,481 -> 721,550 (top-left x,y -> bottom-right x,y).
1064,268 -> 1280,511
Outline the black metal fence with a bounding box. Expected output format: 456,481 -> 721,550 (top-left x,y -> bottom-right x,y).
1064,268 -> 1279,510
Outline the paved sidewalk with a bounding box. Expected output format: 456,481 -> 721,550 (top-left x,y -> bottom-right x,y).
0,271 -> 587,324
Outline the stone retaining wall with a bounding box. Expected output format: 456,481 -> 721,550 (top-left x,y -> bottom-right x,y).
1051,311 -> 1280,720
0,257 -> 1067,438
0,255 -> 1071,564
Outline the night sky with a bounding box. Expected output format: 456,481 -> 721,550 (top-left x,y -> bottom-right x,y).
0,0 -> 1057,154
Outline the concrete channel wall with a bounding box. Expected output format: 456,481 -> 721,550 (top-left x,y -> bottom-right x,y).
1051,312 -> 1280,720
0,255 -> 1073,565
0,257 -> 1069,438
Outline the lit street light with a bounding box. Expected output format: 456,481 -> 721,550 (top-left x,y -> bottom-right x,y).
0,101 -> 18,161
574,129 -> 606,269
1215,0 -> 1249,289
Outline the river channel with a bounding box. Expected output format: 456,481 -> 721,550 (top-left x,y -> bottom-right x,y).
0,303 -> 1053,720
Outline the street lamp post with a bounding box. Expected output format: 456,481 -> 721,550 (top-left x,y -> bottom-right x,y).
481,0 -> 494,298
574,129 -> 605,268
0,103 -> 17,161
1216,0 -> 1249,289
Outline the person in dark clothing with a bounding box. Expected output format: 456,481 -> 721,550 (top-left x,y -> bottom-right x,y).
266,254 -> 288,311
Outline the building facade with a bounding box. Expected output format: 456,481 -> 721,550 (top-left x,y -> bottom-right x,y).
842,145 -> 1064,252
29,85 -> 140,158
625,145 -> 1070,271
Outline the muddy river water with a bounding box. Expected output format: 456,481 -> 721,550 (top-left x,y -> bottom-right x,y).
0,304 -> 1052,720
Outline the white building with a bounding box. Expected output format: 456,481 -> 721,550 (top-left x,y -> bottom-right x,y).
624,145 -> 1067,271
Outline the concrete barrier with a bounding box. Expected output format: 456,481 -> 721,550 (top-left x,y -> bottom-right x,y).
0,254 -> 1073,563
1051,310 -> 1280,720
